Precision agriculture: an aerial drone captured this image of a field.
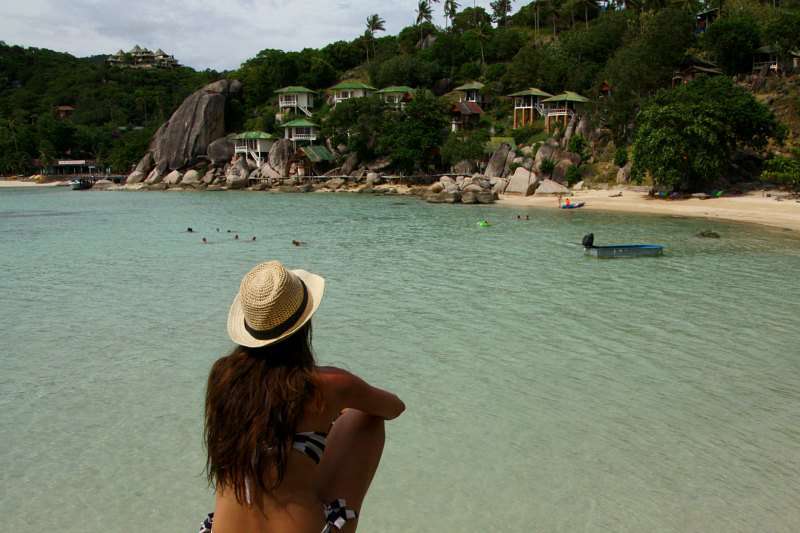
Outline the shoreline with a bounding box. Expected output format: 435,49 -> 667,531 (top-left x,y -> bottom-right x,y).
497,189 -> 800,233
0,179 -> 69,188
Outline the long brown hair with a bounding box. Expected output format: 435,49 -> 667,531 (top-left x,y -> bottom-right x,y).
204,322 -> 318,504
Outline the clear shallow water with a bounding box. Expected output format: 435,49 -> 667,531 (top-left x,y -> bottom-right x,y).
1,188 -> 799,533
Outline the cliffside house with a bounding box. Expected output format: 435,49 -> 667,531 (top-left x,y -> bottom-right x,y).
377,86 -> 416,109
294,145 -> 335,177
508,88 -> 552,129
275,87 -> 315,121
450,101 -> 484,132
106,46 -> 179,69
753,46 -> 780,74
672,55 -> 722,86
453,81 -> 485,105
282,118 -> 319,144
234,131 -> 275,167
541,92 -> 589,132
329,81 -> 376,106
55,105 -> 75,119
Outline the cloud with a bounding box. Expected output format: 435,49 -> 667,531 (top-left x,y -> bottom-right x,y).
0,0 -> 497,70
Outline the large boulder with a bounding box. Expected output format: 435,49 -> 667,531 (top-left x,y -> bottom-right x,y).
126,171 -> 146,184
366,172 -> 381,186
135,79 -> 241,174
552,160 -> 575,184
260,163 -> 282,181
425,191 -> 461,203
342,153 -> 359,176
144,169 -> 163,185
491,178 -> 509,195
461,191 -> 478,204
367,158 -> 391,171
453,159 -> 476,175
535,178 -> 571,196
268,139 -> 294,177
208,136 -> 235,166
181,169 -> 201,187
225,158 -> 250,189
534,141 -> 559,172
476,191 -> 495,204
325,178 -> 346,190
505,167 -> 538,196
616,162 -> 632,184
430,182 -> 444,193
134,152 -> 155,175
485,143 -> 514,178
164,170 -> 183,186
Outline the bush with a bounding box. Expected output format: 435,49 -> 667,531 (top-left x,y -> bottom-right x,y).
761,154 -> 800,190
613,146 -> 628,168
567,134 -> 588,161
512,124 -> 544,146
565,165 -> 583,186
702,15 -> 761,75
540,158 -> 556,176
441,130 -> 490,166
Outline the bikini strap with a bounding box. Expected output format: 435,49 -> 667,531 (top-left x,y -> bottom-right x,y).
321,499 -> 358,532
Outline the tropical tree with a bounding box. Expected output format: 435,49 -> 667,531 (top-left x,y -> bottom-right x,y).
444,0 -> 460,28
491,0 -> 513,26
416,1 -> 434,43
365,14 -> 386,63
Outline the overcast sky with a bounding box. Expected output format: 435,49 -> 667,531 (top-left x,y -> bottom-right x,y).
1,0 -> 500,71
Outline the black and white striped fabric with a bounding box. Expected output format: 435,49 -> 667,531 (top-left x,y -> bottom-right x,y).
292,431 -> 327,464
198,512 -> 213,533
321,498 -> 358,532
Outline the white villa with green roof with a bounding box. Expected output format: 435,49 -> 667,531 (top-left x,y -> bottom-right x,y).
508,88 -> 553,129
234,131 -> 275,166
541,91 -> 589,132
329,81 -> 376,106
377,86 -> 416,110
275,87 -> 315,121
453,81 -> 485,105
282,118 -> 319,144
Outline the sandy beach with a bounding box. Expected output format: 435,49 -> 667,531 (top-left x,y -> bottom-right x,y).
0,179 -> 68,188
498,188 -> 800,232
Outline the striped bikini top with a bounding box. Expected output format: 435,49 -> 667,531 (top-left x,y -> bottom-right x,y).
292,431 -> 327,464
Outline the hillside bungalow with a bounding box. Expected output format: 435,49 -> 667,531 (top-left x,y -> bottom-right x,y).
275,86 -> 315,121
541,92 -> 589,132
106,45 -> 179,68
672,55 -> 722,86
377,86 -> 415,109
294,145 -> 335,177
450,101 -> 484,132
453,81 -> 485,105
234,131 -> 274,167
55,105 -> 76,119
753,46 -> 780,74
329,81 -> 376,106
793,50 -> 800,70
695,7 -> 718,34
282,118 -> 319,144
508,88 -> 552,129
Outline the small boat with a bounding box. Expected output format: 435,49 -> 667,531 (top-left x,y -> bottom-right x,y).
70,178 -> 94,190
582,233 -> 664,258
560,202 -> 585,209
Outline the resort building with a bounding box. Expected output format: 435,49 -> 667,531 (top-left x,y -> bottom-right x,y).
106,46 -> 179,69
453,81 -> 485,105
541,92 -> 589,132
234,131 -> 275,167
294,145 -> 335,177
450,101 -> 484,132
282,118 -> 320,144
695,7 -> 718,34
508,88 -> 552,129
54,105 -> 76,120
672,56 -> 722,86
377,86 -> 415,110
329,81 -> 376,106
753,46 -> 780,74
275,87 -> 315,122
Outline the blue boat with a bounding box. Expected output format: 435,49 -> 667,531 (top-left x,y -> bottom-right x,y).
582,233 -> 664,258
560,201 -> 585,209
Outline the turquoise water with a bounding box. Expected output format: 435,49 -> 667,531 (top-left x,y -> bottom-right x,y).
1,188 -> 799,533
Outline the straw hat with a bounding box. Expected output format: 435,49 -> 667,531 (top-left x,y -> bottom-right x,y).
227,261 -> 325,348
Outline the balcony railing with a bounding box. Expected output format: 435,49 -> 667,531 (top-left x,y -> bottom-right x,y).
290,133 -> 317,141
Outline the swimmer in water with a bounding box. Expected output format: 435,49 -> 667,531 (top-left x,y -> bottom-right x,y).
202,237 -> 208,244
187,227 -> 194,233
216,228 -> 220,232
525,215 -> 529,220
292,240 -> 306,247
252,236 -> 257,241
235,234 -> 239,240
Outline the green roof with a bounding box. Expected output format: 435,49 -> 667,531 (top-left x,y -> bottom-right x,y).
301,145 -> 335,163
233,131 -> 274,140
453,81 -> 485,91
542,91 -> 590,103
281,118 -> 318,128
275,86 -> 315,94
377,86 -> 416,94
755,45 -> 777,55
485,136 -> 518,153
508,87 -> 553,98
329,81 -> 376,91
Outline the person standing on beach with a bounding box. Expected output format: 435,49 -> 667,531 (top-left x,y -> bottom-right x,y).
201,261 -> 405,533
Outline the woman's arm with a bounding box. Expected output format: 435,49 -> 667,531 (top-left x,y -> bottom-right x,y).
319,367 -> 405,420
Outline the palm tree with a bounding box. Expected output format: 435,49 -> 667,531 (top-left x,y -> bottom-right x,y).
416,0 -> 434,43
444,0 -> 460,29
365,14 -> 386,63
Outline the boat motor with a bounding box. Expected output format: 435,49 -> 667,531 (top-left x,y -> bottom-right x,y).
582,233 -> 595,248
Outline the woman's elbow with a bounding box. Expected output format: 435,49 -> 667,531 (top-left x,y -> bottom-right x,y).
385,396 -> 406,420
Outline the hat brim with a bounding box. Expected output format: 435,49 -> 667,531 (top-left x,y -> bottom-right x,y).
227,269 -> 325,348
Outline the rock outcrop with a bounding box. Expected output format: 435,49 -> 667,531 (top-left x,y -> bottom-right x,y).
268,139 -> 294,177
534,178 -> 571,195
485,143 -> 515,179
129,80 -> 241,181
424,174 -> 495,204
505,167 -> 539,196
208,136 -> 235,166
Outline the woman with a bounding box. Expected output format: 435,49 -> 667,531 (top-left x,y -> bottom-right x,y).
203,261 -> 405,533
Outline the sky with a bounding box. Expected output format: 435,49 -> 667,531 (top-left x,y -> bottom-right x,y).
0,0 -> 500,71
